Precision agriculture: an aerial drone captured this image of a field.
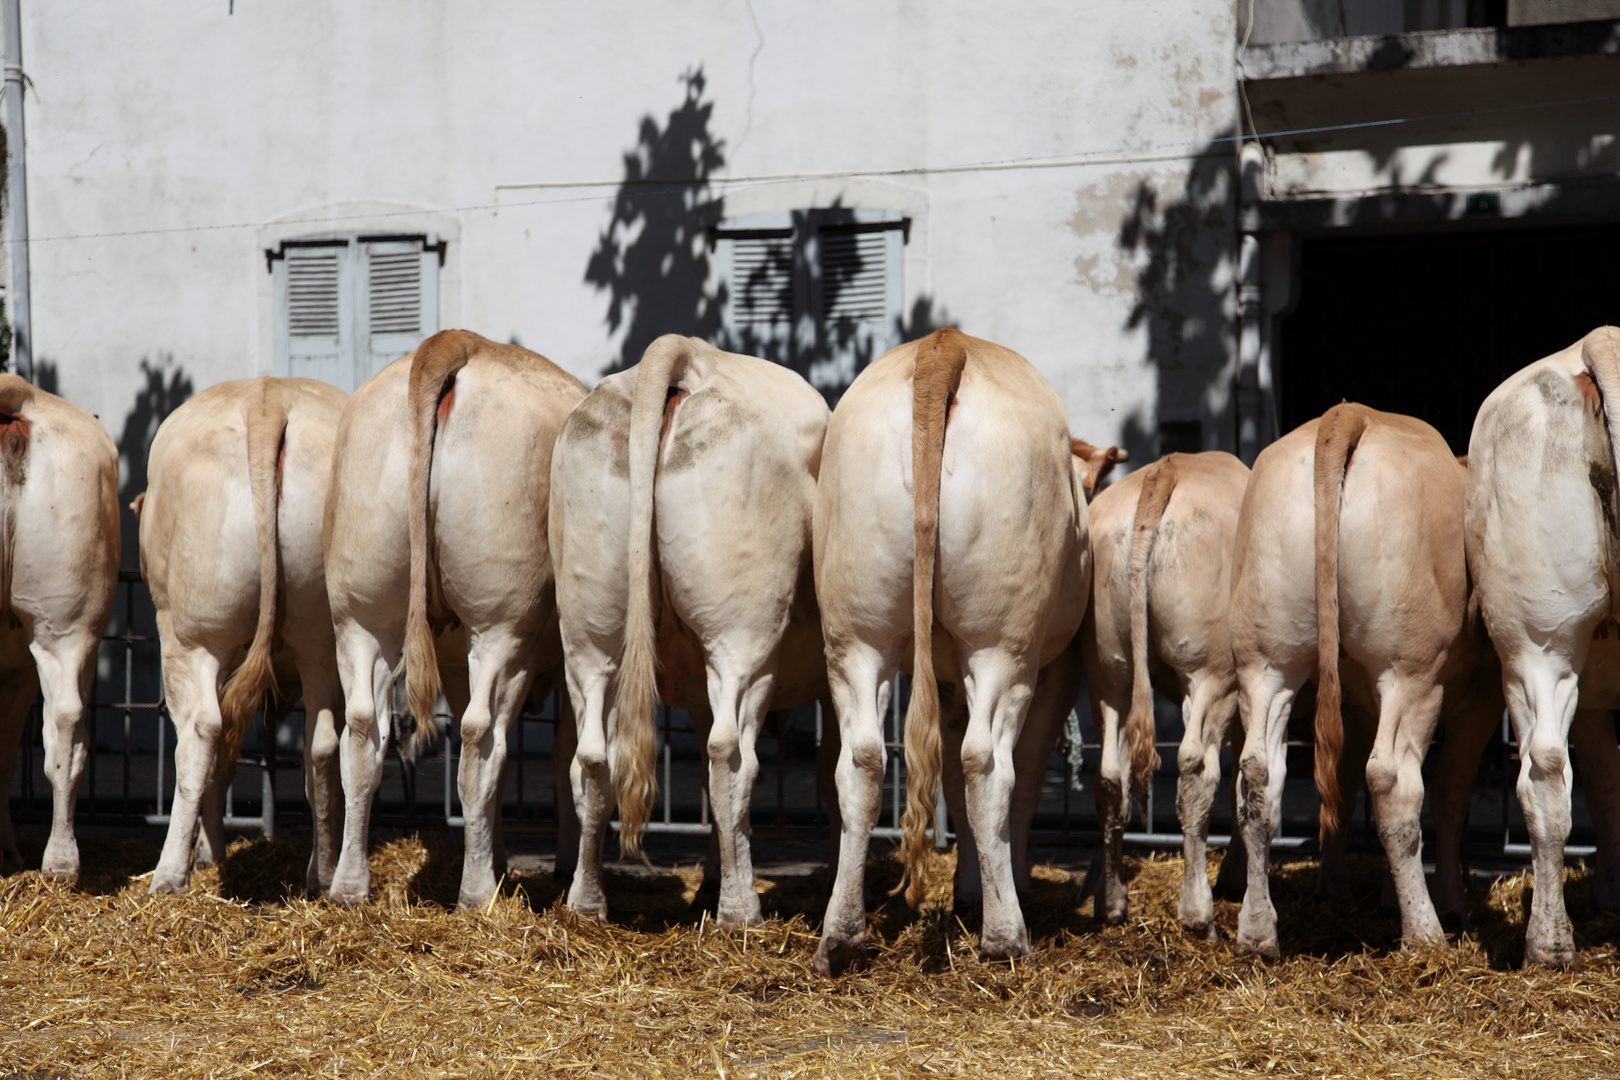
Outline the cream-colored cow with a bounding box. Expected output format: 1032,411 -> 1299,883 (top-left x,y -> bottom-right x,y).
138,378 -> 347,894
0,376 -> 119,882
550,335 -> 830,927
324,330 -> 585,908
1231,404 -> 1499,958
1466,326 -> 1620,966
1083,451 -> 1249,937
812,328 -> 1091,975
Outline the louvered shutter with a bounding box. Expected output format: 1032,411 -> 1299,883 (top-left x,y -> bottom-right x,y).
274,239 -> 351,386
809,218 -> 904,393
361,235 -> 438,387
717,214 -> 799,366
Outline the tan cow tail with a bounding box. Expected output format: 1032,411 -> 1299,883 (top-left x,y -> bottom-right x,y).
1312,404 -> 1368,840
405,330 -> 476,749
0,375 -> 34,627
898,328 -> 969,907
616,335 -> 691,856
1581,327 -> 1620,500
1124,456 -> 1175,807
219,382 -> 290,765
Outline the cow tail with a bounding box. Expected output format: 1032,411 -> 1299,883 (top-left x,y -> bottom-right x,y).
898,327 -> 969,907
219,382 -> 290,766
0,375 -> 34,628
616,335 -> 691,857
1312,403 -> 1368,840
1581,327 -> 1620,497
405,330 -> 476,750
1124,456 -> 1175,813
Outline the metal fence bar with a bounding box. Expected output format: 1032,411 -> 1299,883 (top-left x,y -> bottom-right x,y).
10,570 -> 1609,862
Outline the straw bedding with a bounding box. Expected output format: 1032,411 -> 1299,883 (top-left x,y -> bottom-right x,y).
2,833 -> 1618,1078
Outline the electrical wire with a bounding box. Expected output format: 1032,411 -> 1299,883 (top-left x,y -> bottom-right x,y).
10,90 -> 1620,247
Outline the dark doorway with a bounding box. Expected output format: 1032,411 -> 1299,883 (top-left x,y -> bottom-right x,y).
1278,221 -> 1620,454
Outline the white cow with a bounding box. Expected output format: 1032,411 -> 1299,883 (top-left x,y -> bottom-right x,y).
324,329 -> 585,907
549,334 -> 830,927
0,376 -> 119,882
812,327 -> 1091,974
1083,450 -> 1249,937
1466,326 -> 1620,965
1232,403 -> 1499,958
138,378 -> 347,894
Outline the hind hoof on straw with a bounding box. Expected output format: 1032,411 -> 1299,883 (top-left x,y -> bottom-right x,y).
813,932 -> 867,976
979,930 -> 1031,962
148,876 -> 189,896
1233,935 -> 1279,961
326,889 -> 369,908
1524,940 -> 1575,968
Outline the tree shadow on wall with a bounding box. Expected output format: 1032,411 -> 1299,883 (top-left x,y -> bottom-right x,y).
585,69 -> 726,376
102,358 -> 193,735
1113,131 -> 1237,466
585,71 -> 951,404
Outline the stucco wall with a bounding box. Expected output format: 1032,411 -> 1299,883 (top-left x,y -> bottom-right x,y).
17,0 -> 1238,504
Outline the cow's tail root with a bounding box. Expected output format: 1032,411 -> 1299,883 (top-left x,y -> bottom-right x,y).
405,330 -> 477,751
897,327 -> 969,907
1312,403 -> 1369,840
1124,456 -> 1176,819
219,383 -> 291,769
616,334 -> 694,857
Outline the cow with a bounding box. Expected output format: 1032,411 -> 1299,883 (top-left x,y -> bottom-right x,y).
1082,450 -> 1250,938
549,334 -> 830,927
137,378 -> 347,894
1230,403 -> 1500,958
1465,326 -> 1620,966
812,327 -> 1092,975
324,329 -> 585,908
0,376 -> 119,882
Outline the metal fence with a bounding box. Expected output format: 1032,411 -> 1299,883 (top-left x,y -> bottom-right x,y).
5,571 -> 1596,861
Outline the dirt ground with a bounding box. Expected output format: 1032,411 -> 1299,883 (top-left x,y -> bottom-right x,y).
2,830 -> 1618,1078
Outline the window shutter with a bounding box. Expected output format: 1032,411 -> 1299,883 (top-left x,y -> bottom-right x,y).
717,216 -> 799,365
273,239 -> 351,387
809,218 -> 904,394
360,235 -> 438,387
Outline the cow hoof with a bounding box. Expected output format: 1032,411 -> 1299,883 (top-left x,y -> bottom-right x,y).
1233,935 -> 1279,961
979,931 -> 1031,962
1095,902 -> 1128,926
459,890 -> 496,911
39,862 -> 79,885
1524,940 -> 1576,968
148,876 -> 189,896
326,889 -> 369,908
717,908 -> 765,932
813,932 -> 867,976
1180,918 -> 1214,942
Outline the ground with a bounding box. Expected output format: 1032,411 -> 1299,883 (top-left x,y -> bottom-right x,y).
2,832 -> 1618,1078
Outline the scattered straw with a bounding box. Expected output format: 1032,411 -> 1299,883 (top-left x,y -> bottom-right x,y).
1,833 -> 1616,1078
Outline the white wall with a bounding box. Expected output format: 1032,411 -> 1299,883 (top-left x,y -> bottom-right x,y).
18,0 -> 1239,480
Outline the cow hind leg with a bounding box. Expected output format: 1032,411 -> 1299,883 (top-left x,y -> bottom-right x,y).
566,669 -> 616,920
455,633 -> 533,909
938,686 -> 979,914
1570,708 -> 1620,913
813,650 -> 892,977
704,667 -> 775,930
151,647 -> 224,893
34,636 -> 98,884
1178,677 -> 1234,939
1506,661 -> 1582,966
960,652 -> 1037,960
1091,692 -> 1131,925
0,664 -> 39,873
1429,701 -> 1499,928
552,692 -> 580,889
329,631 -> 396,905
1318,704 -> 1374,911
297,658 -> 345,896
1234,667 -> 1301,960
1364,677 -> 1446,947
